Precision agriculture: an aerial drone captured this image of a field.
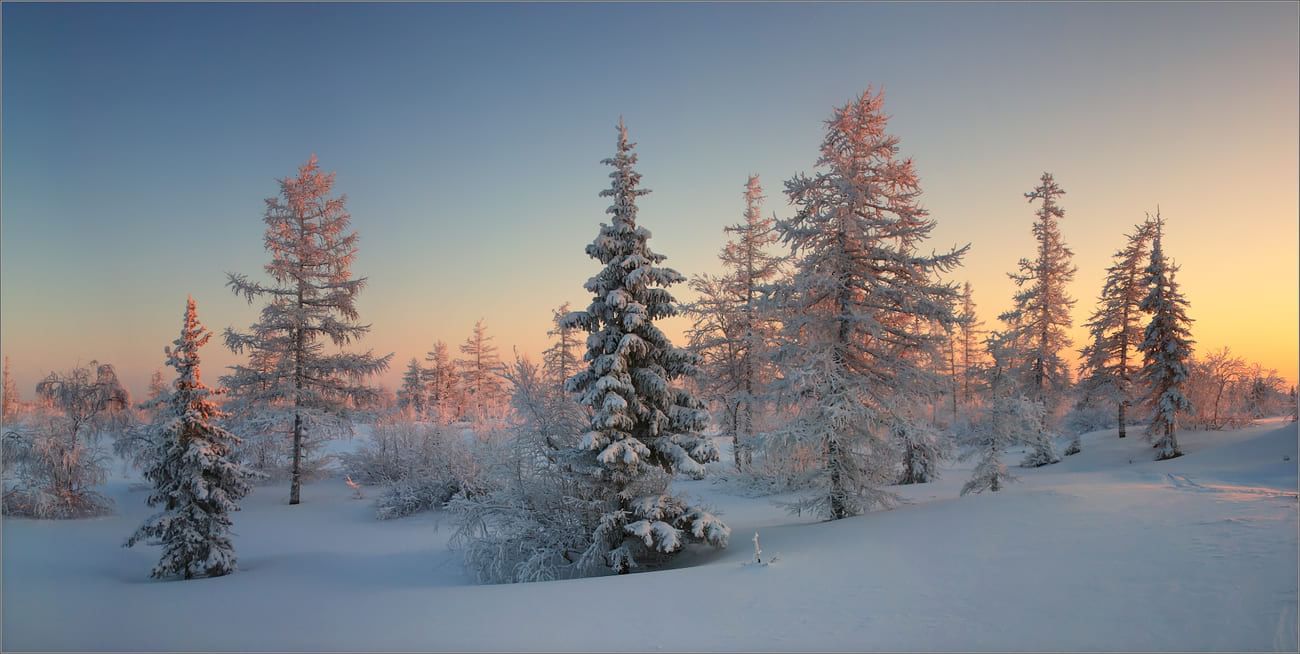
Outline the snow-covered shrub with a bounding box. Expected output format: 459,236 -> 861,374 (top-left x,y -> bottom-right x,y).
2,409 -> 113,518
343,416 -> 488,520
450,356 -> 604,583
1,363 -> 130,519
375,478 -> 461,520
1062,401 -> 1118,438
723,432 -> 826,497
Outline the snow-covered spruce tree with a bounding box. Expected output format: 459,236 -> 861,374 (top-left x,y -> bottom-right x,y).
686,174 -> 783,471
1138,212 -> 1194,460
558,119 -> 729,573
770,88 -> 967,518
1073,218 -> 1156,450
396,358 -> 428,419
223,155 -> 393,505
458,319 -> 506,425
999,172 -> 1076,467
423,340 -> 460,423
542,303 -> 582,393
125,297 -> 251,579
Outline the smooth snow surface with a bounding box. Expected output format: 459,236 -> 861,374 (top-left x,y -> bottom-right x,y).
4,421 -> 1297,652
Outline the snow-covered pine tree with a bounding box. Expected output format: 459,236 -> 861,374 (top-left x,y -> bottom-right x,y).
543,303 -> 582,392
999,172 -> 1076,467
396,358 -> 428,419
1138,211 -> 1195,460
1074,218 -> 1156,450
458,319 -> 506,424
560,119 -> 729,573
686,174 -> 783,471
423,340 -> 460,423
771,88 -> 967,518
125,297 -> 251,579
957,282 -> 987,405
2,356 -> 18,422
223,155 -> 393,505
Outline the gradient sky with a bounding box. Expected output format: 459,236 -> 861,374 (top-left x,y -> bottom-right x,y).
3,1 -> 1297,399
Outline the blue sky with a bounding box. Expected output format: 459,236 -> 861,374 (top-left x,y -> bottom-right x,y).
3,1 -> 1297,395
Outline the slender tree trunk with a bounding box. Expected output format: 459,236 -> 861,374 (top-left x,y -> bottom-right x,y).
1118,400 -> 1128,438
290,280 -> 305,505
828,234 -> 852,520
949,334 -> 959,423
1212,381 -> 1226,428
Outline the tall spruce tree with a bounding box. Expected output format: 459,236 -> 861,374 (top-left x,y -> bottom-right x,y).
1076,218 -> 1156,447
126,297 -> 251,579
223,155 -> 392,505
560,119 -> 729,573
999,172 -> 1076,467
686,175 -> 783,471
771,88 -> 967,518
1138,211 -> 1195,460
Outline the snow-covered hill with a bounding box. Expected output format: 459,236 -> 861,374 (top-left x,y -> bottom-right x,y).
4,422 -> 1296,651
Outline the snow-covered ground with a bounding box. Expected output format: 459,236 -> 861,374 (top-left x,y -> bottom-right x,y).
4,421 -> 1296,652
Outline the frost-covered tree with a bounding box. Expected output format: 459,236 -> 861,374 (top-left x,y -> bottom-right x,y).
458,319 -> 506,423
223,155 -> 393,504
1074,218 -> 1155,448
423,340 -> 460,423
960,394 -> 1039,496
956,282 -> 987,405
396,358 -> 428,418
2,357 -> 18,422
959,330 -> 1045,495
686,174 -> 784,471
770,88 -> 967,518
125,297 -> 251,579
543,303 -> 582,392
999,173 -> 1076,466
1138,212 -> 1195,460
147,370 -> 167,402
558,119 -> 729,573
893,400 -> 952,485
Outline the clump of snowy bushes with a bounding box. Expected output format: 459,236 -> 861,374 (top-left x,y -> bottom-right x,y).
340,416 -> 487,520
451,355 -> 728,583
1,363 -> 132,518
